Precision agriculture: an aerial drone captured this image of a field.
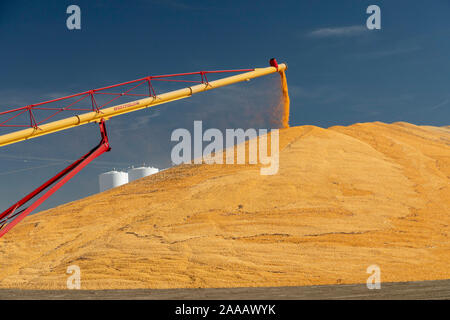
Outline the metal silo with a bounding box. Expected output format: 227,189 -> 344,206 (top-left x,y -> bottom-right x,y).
128,166 -> 159,182
99,171 -> 129,192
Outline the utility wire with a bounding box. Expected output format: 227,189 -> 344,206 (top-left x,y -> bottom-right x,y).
0,154 -> 129,167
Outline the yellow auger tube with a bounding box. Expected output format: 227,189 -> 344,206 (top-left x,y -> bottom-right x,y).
0,64 -> 286,148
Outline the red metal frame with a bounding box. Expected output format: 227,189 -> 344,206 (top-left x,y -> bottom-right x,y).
0,67 -> 257,239
0,69 -> 254,131
0,120 -> 111,239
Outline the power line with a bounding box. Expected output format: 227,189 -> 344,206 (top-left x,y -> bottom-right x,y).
0,154 -> 129,166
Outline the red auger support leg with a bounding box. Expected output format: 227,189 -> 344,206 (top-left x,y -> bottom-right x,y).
0,120 -> 111,239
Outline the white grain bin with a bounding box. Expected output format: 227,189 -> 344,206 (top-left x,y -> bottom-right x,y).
99,171 -> 128,192
128,166 -> 159,182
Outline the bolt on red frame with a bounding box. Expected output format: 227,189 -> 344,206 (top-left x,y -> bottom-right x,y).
0,119 -> 111,239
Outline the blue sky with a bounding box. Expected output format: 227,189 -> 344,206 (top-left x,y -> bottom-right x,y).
0,0 -> 449,211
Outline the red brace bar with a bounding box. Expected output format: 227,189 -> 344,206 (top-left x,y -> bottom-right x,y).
0,120 -> 111,239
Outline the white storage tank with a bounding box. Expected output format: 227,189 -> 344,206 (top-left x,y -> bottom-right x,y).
128,166 -> 159,182
99,171 -> 128,192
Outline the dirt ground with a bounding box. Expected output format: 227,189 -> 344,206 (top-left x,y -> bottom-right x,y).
0,122 -> 449,290
1,279 -> 449,299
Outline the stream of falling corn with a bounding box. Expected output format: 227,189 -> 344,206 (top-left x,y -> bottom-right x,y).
279,70 -> 290,128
